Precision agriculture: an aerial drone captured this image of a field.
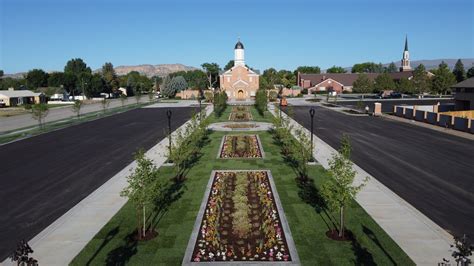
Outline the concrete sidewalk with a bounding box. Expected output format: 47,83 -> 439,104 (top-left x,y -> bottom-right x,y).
268,104 -> 453,265
1,106 -> 213,266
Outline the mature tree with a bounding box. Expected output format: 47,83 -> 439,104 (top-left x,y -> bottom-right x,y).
168,76 -> 188,92
224,60 -> 235,71
64,58 -> 91,76
351,62 -> 384,73
259,76 -> 272,90
26,69 -> 49,89
151,75 -> 163,91
121,150 -> 163,239
326,65 -> 347,73
0,77 -> 25,90
386,62 -> 398,73
86,73 -> 105,97
47,72 -> 65,87
452,59 -> 466,82
374,73 -> 396,92
432,61 -> 457,95
352,74 -> 374,93
201,62 -> 220,88
322,135 -> 367,238
398,77 -> 414,94
101,62 -> 119,93
277,69 -> 296,88
0,70 -> 4,79
170,70 -> 207,90
31,103 -> 49,129
64,58 -> 91,96
295,66 -> 321,75
467,66 -> 474,78
412,64 -> 431,95
263,68 -> 280,86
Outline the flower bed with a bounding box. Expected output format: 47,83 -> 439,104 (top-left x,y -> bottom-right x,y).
229,106 -> 253,121
191,171 -> 292,262
219,135 -> 263,158
223,123 -> 258,129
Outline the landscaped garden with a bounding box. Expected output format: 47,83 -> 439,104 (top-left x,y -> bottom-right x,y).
70,105 -> 414,265
219,135 -> 263,158
229,106 -> 253,121
190,171 -> 292,262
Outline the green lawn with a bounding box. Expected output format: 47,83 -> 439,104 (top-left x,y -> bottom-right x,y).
70,107 -> 413,265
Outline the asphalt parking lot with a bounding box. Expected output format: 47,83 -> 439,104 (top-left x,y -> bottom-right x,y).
284,106 -> 474,238
0,107 -> 197,261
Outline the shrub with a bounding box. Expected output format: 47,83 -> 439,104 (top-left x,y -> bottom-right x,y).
213,91 -> 228,117
255,89 -> 268,115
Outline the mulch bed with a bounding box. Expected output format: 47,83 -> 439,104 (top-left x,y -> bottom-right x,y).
191,171 -> 292,262
325,229 -> 354,241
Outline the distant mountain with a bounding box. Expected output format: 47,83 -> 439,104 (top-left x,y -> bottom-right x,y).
338,58 -> 474,73
108,64 -> 199,77
3,63 -> 199,79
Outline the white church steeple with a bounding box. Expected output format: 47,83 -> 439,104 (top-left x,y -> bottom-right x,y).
400,35 -> 411,72
234,38 -> 245,67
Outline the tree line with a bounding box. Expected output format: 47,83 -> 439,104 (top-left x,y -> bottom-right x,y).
352,60 -> 473,95
2,59 -> 472,98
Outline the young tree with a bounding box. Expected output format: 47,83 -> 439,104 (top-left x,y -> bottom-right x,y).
352,74 -> 374,94
412,64 -> 431,95
121,150 -> 161,239
148,87 -> 155,102
31,103 -> 49,129
101,98 -> 109,114
168,76 -> 188,93
255,88 -> 268,115
72,100 -> 82,119
432,61 -> 457,95
452,59 -> 466,83
326,65 -> 347,73
120,93 -> 127,107
134,86 -> 142,105
322,135 -> 367,238
373,73 -> 396,93
446,234 -> 473,266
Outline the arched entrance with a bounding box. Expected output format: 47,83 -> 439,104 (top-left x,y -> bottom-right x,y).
237,90 -> 244,100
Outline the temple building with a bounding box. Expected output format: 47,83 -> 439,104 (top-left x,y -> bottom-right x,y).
219,39 -> 259,100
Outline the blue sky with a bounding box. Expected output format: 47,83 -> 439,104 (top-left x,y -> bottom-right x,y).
1,0 -> 473,73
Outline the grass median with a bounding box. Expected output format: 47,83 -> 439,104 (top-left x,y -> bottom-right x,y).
70,106 -> 413,265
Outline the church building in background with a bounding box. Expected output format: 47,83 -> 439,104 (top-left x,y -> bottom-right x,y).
219,39 -> 259,100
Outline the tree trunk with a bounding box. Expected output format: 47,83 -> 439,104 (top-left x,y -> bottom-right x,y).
143,205 -> 146,238
339,206 -> 344,238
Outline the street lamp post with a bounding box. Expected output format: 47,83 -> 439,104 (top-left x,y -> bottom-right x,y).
309,107 -> 315,162
198,88 -> 203,121
166,109 -> 172,162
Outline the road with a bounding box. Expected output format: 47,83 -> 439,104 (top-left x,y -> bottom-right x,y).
0,107 -> 197,261
284,106 -> 474,238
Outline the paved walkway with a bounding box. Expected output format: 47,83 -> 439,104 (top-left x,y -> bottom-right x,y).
1,105 -> 213,266
268,104 -> 453,265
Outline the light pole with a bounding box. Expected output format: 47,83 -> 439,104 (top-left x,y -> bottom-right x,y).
309,107 -> 315,162
167,109 -> 172,162
198,88 -> 203,121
